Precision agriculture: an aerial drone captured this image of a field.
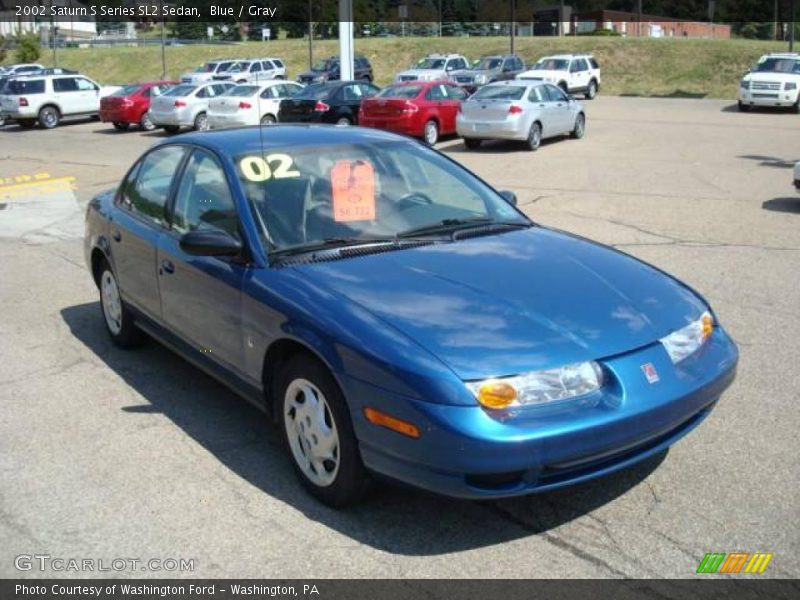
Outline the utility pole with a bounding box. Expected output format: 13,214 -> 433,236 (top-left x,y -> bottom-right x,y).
637,0 -> 643,38
160,0 -> 166,78
791,0 -> 796,52
559,0 -> 564,37
308,0 -> 313,69
510,0 -> 516,54
439,0 -> 442,37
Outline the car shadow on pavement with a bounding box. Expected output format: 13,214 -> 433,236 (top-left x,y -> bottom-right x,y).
447,138 -> 565,154
762,197 -> 800,214
61,301 -> 667,556
738,154 -> 798,169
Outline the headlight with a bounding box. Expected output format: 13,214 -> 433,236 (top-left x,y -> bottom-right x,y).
740,79 -> 750,90
660,311 -> 714,364
466,362 -> 604,410
474,74 -> 487,84
785,82 -> 797,90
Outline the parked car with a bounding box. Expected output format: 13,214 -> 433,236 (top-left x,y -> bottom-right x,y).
2,63 -> 45,76
739,53 -> 800,112
297,56 -> 373,84
457,80 -> 586,151
208,80 -> 304,129
179,59 -> 238,85
360,81 -> 467,145
84,125 -> 738,506
148,82 -> 235,133
100,81 -> 178,131
278,80 -> 379,126
794,161 -> 800,191
216,58 -> 287,84
394,53 -> 470,83
451,55 -> 525,93
0,73 -> 120,129
517,54 -> 601,100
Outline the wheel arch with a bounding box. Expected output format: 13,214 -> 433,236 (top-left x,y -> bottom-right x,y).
90,243 -> 112,287
38,102 -> 62,117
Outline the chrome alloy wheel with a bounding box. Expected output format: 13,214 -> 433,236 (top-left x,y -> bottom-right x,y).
283,378 -> 340,487
100,270 -> 123,335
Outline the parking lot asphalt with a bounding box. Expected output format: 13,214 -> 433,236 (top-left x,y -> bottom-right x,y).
0,96 -> 798,580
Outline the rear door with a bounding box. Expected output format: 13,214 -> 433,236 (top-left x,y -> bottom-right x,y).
52,77 -> 81,114
158,148 -> 247,370
568,58 -> 590,92
75,77 -> 101,112
112,145 -> 188,319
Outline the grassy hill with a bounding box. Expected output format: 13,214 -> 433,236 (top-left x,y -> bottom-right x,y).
5,36 -> 790,99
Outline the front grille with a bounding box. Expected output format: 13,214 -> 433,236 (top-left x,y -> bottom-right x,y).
456,76 -> 473,84
400,75 -> 417,82
751,81 -> 781,91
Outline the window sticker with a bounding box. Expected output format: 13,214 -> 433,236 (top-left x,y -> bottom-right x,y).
331,160 -> 376,222
238,154 -> 300,182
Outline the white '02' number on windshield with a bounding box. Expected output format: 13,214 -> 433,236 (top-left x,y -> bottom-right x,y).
239,154 -> 300,182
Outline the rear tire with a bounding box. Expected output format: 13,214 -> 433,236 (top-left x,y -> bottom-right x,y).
464,138 -> 481,150
423,120 -> 439,146
113,121 -> 129,131
525,122 -> 542,151
335,116 -> 352,126
38,106 -> 60,129
585,80 -> 598,100
260,114 -> 277,126
193,112 -> 208,131
571,112 -> 586,139
97,260 -> 145,349
279,354 -> 368,507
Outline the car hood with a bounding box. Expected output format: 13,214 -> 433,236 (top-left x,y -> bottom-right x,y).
744,71 -> 800,82
293,228 -> 708,380
518,69 -> 565,80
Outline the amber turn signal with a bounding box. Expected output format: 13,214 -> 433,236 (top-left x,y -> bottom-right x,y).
477,381 -> 517,409
364,407 -> 421,439
702,313 -> 714,338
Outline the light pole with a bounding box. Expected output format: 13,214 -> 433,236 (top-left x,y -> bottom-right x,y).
160,0 -> 166,78
439,0 -> 442,37
308,0 -> 313,69
791,0 -> 796,52
510,0 -> 516,55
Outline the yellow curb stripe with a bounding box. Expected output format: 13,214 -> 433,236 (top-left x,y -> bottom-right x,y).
0,176 -> 76,192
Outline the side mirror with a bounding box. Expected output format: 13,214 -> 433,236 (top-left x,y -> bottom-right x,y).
179,229 -> 243,257
499,190 -> 517,206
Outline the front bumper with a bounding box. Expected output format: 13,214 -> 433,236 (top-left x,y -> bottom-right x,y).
739,89 -> 799,107
456,115 -> 526,141
344,327 -> 738,499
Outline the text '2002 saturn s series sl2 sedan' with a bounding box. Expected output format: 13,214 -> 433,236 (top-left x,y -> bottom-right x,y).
84,125 -> 738,507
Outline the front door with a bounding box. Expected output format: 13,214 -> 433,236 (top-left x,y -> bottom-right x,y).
157,149 -> 247,371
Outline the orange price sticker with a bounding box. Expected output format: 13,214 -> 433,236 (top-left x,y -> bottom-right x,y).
331,160 -> 376,222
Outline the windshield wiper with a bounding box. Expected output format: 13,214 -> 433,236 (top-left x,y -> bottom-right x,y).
270,237 -> 399,259
396,217 -> 529,239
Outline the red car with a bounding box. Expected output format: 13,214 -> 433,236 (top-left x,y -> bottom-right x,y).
359,80 -> 468,145
100,81 -> 178,131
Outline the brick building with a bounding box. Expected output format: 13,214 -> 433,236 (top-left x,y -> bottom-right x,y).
573,10 -> 731,39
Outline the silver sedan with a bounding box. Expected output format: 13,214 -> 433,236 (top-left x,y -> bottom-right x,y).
457,80 -> 585,151
148,82 -> 235,133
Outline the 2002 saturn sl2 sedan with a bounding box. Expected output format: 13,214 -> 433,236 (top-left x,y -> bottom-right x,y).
84,125 -> 738,507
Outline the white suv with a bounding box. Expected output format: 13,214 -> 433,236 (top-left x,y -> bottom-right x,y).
395,54 -> 470,83
219,58 -> 287,83
517,54 -> 601,100
0,74 -> 120,129
739,53 -> 800,112
180,59 -> 239,85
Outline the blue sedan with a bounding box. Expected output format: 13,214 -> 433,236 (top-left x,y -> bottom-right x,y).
84,125 -> 738,506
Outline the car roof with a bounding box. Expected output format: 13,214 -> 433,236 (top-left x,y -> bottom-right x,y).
539,54 -> 593,60
159,124 -> 410,155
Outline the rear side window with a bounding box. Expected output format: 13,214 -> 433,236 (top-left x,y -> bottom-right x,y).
164,84 -> 196,97
111,84 -> 142,97
425,85 -> 447,101
6,79 -> 45,94
53,78 -> 79,92
472,85 -> 525,101
589,58 -> 599,69
121,146 -> 186,226
273,59 -> 284,68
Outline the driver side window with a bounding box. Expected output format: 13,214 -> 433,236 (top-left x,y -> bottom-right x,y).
172,150 -> 239,238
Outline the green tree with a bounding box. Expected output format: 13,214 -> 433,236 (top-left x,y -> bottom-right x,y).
15,34 -> 40,63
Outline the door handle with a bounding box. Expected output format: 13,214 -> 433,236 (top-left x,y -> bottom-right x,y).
160,259 -> 174,274
112,230 -> 121,242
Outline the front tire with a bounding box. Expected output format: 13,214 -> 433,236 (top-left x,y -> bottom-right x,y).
98,260 -> 145,349
38,106 -> 60,129
572,112 -> 586,139
139,112 -> 155,131
423,119 -> 439,146
525,122 -> 542,151
279,355 -> 368,507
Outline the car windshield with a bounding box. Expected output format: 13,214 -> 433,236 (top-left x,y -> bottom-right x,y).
110,84 -> 142,97
163,84 -> 196,97
533,59 -> 570,71
377,85 -> 422,99
475,58 -> 502,70
416,58 -> 446,69
236,141 -> 529,254
293,84 -> 333,100
312,59 -> 337,72
471,85 -> 526,100
224,85 -> 259,97
753,57 -> 800,74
